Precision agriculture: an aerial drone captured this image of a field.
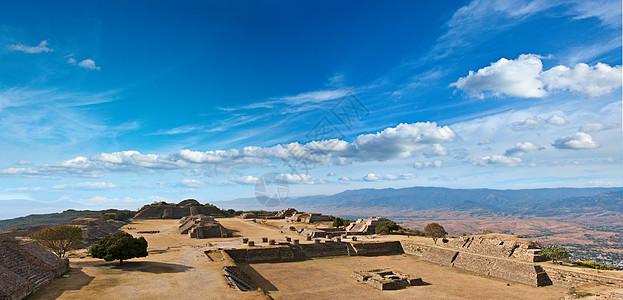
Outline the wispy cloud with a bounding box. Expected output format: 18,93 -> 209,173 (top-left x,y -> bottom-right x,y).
9,40 -> 53,53
52,182 -> 118,190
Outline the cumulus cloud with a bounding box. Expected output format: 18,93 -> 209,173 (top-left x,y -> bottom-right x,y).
424,144 -> 449,157
177,179 -> 205,188
552,132 -> 600,150
511,114 -> 568,131
580,123 -> 618,132
414,160 -> 442,169
77,59 -> 101,70
0,122 -> 455,177
276,174 -> 324,184
10,40 -> 53,53
52,182 -> 118,190
15,160 -> 33,165
503,142 -> 544,157
472,155 -> 522,167
451,54 -> 621,98
231,176 -> 260,185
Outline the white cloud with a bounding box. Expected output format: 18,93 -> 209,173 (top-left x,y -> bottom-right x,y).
552,132 -> 600,149
276,174 -> 324,184
472,155 -> 522,167
451,54 -> 546,98
511,113 -> 568,131
231,176 -> 259,185
78,59 -> 101,70
504,142 -> 544,157
452,54 -> 621,98
414,160 -> 442,169
15,160 -> 32,165
327,171 -> 336,176
580,123 -> 618,132
52,182 -> 118,190
546,114 -> 568,126
0,122 -> 455,177
10,40 -> 53,53
424,144 -> 449,157
178,179 -> 205,188
541,63 -> 622,97
362,173 -> 414,181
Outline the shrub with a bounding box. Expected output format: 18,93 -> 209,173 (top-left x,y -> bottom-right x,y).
573,261 -> 616,270
442,238 -> 449,243
375,222 -> 401,234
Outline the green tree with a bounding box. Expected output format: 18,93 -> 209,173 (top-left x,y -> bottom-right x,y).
88,231 -> 148,265
333,217 -> 345,228
375,222 -> 401,234
424,223 -> 448,244
31,225 -> 83,258
542,244 -> 569,263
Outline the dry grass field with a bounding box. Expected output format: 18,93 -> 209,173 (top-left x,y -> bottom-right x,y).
28,218 -> 615,299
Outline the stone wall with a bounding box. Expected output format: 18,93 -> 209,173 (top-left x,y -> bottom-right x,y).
542,266 -> 623,288
350,241 -> 404,256
447,234 -> 544,262
400,240 -> 431,256
0,235 -> 69,300
299,242 -> 350,258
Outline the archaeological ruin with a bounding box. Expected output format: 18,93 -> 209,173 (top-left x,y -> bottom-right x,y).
345,217 -> 391,234
0,233 -> 69,300
134,199 -> 225,219
352,268 -> 424,290
179,215 -> 231,239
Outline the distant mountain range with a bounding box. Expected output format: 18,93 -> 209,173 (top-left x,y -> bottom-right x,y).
213,186 -> 622,218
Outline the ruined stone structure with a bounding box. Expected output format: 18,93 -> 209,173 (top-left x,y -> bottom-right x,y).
274,208 -> 297,219
401,236 -> 623,288
0,234 -> 69,300
70,217 -> 119,247
178,215 -> 230,239
220,240 -> 404,263
447,234 -> 544,262
345,217 -> 391,234
134,200 -> 224,219
352,268 -> 423,290
223,266 -> 257,291
287,212 -> 332,223
298,227 -> 345,239
238,213 -> 257,219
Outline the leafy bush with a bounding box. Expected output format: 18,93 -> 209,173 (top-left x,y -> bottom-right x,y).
375,222 -> 401,234
573,261 -> 616,270
442,238 -> 449,243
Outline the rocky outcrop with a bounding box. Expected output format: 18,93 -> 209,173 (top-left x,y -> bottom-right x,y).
0,234 -> 69,300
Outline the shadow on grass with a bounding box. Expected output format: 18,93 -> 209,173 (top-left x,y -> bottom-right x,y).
237,263 -> 279,291
27,266 -> 94,299
106,261 -> 192,274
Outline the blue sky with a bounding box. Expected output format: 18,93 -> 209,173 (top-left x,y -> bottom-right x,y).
0,0 -> 621,219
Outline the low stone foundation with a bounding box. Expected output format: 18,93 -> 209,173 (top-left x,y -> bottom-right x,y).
220,240 -> 406,263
